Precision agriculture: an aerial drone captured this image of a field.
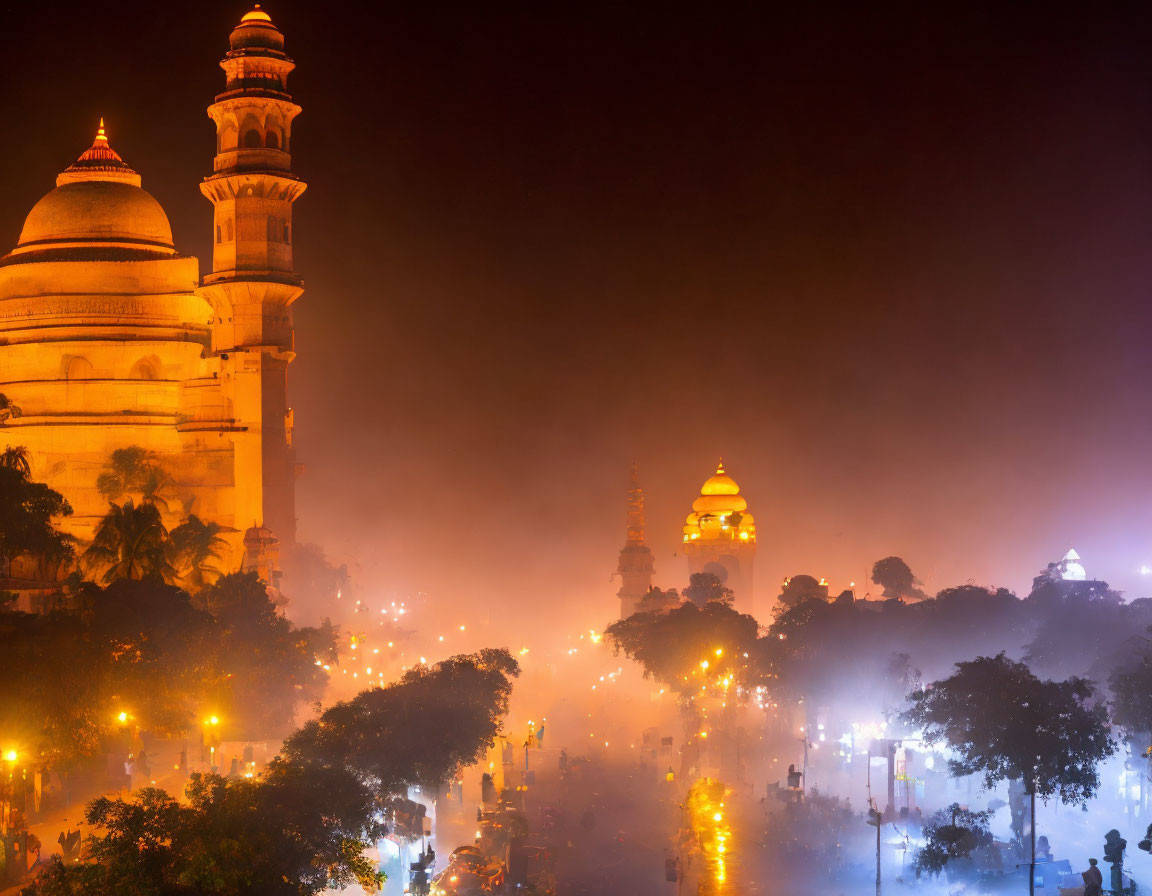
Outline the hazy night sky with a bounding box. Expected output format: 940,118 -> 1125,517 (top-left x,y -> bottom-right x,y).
3,1 -> 1152,624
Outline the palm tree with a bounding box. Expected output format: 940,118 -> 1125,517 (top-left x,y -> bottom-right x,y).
82,500 -> 176,584
170,515 -> 233,592
96,446 -> 175,511
0,446 -> 31,476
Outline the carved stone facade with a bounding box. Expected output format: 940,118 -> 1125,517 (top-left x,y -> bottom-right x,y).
0,8 -> 304,571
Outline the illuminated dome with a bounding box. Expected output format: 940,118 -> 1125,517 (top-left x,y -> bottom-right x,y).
692,462 -> 747,514
230,5 -> 285,51
8,122 -> 175,258
683,460 -> 756,546
701,462 -> 740,496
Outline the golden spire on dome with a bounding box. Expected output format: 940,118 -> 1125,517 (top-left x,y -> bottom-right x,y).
56,119 -> 140,187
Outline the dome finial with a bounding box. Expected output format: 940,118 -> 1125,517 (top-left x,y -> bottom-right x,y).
56,119 -> 139,187
716,457 -> 725,475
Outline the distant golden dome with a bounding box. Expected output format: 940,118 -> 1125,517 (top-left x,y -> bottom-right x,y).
682,459 -> 756,546
692,493 -> 748,514
8,123 -> 175,258
700,461 -> 740,496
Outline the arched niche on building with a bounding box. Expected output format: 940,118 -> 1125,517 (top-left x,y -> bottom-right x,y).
64,356 -> 94,380
130,358 -> 160,381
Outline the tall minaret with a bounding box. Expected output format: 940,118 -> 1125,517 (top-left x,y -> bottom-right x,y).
616,463 -> 655,618
198,5 -> 306,545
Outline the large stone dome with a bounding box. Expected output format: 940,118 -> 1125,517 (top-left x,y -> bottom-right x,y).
6,121 -> 176,261
16,181 -> 174,253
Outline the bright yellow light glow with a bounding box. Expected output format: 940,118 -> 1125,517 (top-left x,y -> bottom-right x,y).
117,711 -> 128,723
714,647 -> 723,656
3,750 -> 16,762
713,811 -> 722,821
208,715 -> 219,726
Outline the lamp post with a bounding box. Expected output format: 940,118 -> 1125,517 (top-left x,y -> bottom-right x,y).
203,715 -> 220,772
2,749 -> 15,837
2,750 -> 26,882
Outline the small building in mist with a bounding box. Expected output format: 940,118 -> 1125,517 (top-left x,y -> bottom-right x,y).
615,463 -> 656,618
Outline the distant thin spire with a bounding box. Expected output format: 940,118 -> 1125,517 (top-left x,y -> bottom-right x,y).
625,462 -> 646,545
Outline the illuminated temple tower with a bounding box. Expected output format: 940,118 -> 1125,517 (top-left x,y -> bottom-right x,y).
0,8 -> 304,579
196,5 -> 305,546
682,461 -> 757,613
616,463 -> 655,618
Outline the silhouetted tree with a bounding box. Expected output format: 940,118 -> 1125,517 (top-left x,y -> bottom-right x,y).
904,654 -> 1115,896
282,649 -> 520,797
24,769 -> 383,896
82,500 -> 175,583
0,446 -> 31,476
682,571 -> 733,607
95,446 -> 175,511
914,804 -> 994,878
170,515 -> 232,592
0,576 -> 334,771
194,572 -> 336,739
606,599 -> 760,696
871,555 -> 927,600
0,463 -> 72,572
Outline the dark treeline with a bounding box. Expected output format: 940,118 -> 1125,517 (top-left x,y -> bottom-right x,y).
0,451 -> 523,894
24,649 -> 521,896
607,560 -> 1152,752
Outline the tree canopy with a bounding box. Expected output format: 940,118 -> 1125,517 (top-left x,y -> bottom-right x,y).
24,769 -> 383,896
605,599 -> 761,697
903,653 -> 1114,802
95,446 -> 176,511
82,500 -> 176,584
871,555 -> 927,600
913,804 -> 994,878
282,648 -> 520,796
0,575 -> 333,768
0,463 -> 72,569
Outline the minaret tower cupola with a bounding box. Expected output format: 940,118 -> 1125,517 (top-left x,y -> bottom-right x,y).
202,4 -> 304,279
197,5 -> 306,546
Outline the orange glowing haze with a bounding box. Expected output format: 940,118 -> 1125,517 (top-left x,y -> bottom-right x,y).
2,1 -> 1152,636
